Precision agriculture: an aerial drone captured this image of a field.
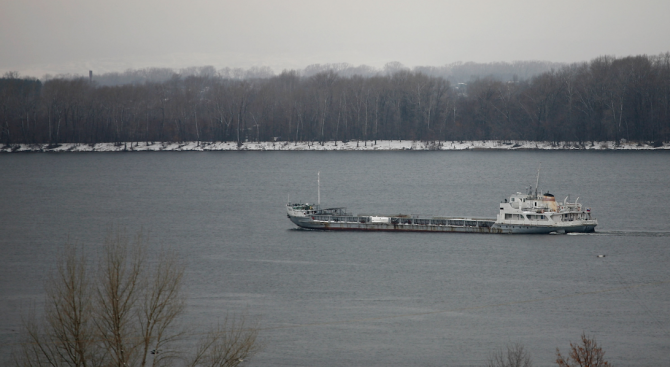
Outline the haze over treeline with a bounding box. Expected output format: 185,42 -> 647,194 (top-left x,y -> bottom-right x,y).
81,60 -> 565,87
1,54 -> 669,146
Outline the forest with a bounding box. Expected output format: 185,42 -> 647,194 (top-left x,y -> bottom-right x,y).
1,54 -> 669,146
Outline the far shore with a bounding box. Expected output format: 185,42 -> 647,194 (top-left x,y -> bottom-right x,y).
1,140 -> 669,153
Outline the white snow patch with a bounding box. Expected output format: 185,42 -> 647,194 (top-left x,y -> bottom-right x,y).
2,140 -> 668,153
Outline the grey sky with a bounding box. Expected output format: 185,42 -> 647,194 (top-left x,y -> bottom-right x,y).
2,0 -> 669,78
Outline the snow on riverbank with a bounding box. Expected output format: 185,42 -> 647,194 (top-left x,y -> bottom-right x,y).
2,140 -> 668,153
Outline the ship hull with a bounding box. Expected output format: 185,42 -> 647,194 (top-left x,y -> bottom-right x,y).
289,216 -> 596,234
493,223 -> 596,234
290,216 -> 504,233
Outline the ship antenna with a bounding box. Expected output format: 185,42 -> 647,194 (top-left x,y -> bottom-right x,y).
535,163 -> 541,197
317,171 -> 321,205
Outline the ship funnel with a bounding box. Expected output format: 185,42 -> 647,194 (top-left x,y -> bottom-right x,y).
542,193 -> 558,211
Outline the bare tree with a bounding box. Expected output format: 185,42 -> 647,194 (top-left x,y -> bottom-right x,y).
138,249 -> 187,367
186,314 -> 259,367
556,333 -> 611,367
14,229 -> 259,367
95,230 -> 145,367
487,342 -> 533,367
15,245 -> 104,367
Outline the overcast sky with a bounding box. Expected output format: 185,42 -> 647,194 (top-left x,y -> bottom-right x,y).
2,0 -> 669,78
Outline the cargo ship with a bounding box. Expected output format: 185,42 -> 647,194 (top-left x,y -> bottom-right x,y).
286,171 -> 597,234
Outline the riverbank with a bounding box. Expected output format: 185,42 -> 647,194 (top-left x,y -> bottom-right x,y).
2,140 -> 669,152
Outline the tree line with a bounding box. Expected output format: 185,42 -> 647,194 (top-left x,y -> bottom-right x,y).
56,61 -> 563,87
2,53 -> 669,147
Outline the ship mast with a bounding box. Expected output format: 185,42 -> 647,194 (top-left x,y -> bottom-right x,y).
535,163 -> 542,197
317,171 -> 320,205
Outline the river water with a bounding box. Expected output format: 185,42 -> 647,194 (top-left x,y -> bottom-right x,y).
1,151 -> 669,366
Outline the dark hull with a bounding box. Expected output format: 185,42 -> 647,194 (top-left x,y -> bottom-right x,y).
290,216 -> 505,233
289,216 -> 596,234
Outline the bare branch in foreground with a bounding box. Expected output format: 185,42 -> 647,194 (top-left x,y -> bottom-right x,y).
487,342 -> 533,367
13,228 -> 260,367
187,314 -> 260,367
556,332 -> 611,367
